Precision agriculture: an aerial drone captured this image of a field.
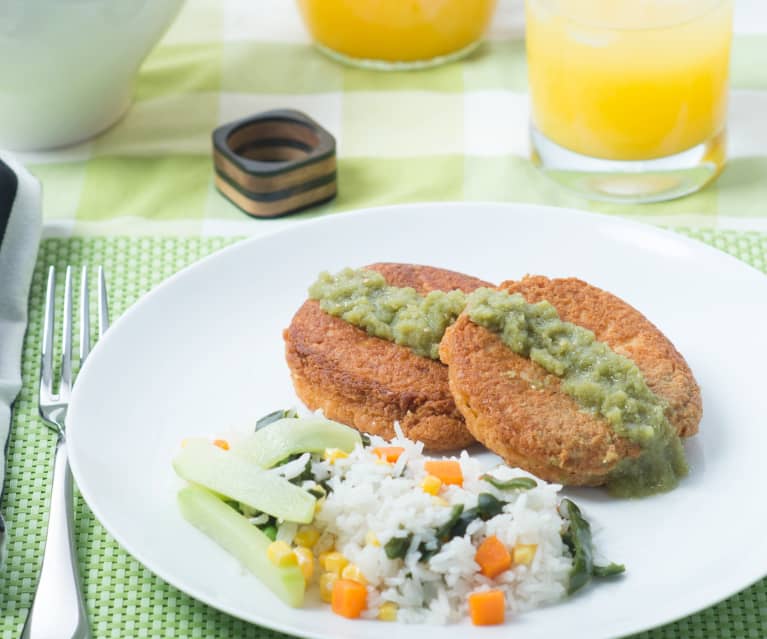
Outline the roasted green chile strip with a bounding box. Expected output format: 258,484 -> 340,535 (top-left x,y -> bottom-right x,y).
592,563 -> 626,577
560,499 -> 595,594
384,535 -> 411,560
560,499 -> 625,595
262,524 -> 277,541
255,408 -> 299,431
435,504 -> 464,540
481,475 -> 538,491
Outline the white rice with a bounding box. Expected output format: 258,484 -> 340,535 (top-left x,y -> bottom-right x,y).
309,425 -> 572,624
270,452 -> 311,480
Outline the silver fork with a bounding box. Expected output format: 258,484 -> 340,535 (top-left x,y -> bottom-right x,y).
22,266 -> 109,639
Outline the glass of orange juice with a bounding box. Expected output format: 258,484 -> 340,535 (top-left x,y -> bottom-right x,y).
296,0 -> 498,70
526,0 -> 733,203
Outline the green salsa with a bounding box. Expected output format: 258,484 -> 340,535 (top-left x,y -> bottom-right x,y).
309,268 -> 465,359
465,288 -> 687,497
309,268 -> 688,496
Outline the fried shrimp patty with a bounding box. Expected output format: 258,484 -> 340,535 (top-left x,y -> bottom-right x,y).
439,275 -> 702,486
283,263 -> 492,450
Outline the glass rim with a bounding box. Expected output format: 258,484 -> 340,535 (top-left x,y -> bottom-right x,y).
526,0 -> 731,33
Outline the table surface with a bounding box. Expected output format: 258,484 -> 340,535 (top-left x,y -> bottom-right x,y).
11,0 -> 767,239
3,1 -> 767,638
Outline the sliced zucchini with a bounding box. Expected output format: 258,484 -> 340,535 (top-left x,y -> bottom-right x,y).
178,484 -> 305,607
232,417 -> 361,468
173,439 -> 315,523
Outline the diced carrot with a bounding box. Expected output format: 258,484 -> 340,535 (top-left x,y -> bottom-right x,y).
331,578 -> 368,619
475,535 -> 512,578
468,590 -> 506,626
373,446 -> 405,463
423,460 -> 463,486
212,439 -> 230,450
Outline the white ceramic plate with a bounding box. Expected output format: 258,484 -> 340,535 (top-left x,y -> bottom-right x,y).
68,203 -> 767,639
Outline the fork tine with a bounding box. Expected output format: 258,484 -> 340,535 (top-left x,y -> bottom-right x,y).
97,265 -> 110,337
39,266 -> 56,403
79,266 -> 91,365
59,266 -> 74,400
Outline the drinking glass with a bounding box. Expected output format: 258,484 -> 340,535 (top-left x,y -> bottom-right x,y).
525,0 -> 733,203
297,0 -> 498,70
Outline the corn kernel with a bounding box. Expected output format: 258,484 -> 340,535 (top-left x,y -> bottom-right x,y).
323,448 -> 348,464
320,572 -> 338,603
421,474 -> 442,495
294,546 -> 314,582
378,602 -> 398,622
314,497 -> 326,515
267,541 -> 297,568
212,439 -> 230,450
512,543 -> 538,566
365,531 -> 380,547
294,526 -> 321,549
341,563 -> 367,585
321,551 -> 349,575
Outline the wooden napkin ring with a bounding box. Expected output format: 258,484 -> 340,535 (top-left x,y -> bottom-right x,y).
212,109 -> 337,218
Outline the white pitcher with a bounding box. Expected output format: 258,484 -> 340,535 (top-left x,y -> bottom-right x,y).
0,0 -> 184,151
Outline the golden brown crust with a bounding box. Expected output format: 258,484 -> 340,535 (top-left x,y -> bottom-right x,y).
283,263 -> 492,450
501,276 -> 702,439
439,275 -> 702,485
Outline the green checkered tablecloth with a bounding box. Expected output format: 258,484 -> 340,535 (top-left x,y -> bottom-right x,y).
14,0 -> 767,237
3,0 -> 767,637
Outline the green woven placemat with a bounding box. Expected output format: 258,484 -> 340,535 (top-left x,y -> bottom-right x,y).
2,232 -> 766,639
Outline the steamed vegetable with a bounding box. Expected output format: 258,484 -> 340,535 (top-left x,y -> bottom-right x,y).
373,446 -> 405,463
331,579 -> 367,618
377,602 -> 398,621
174,417 -> 624,621
511,543 -> 537,566
560,498 -> 625,594
468,590 -> 505,626
232,417 -> 361,468
383,536 -> 411,560
255,408 -> 299,431
434,504 -> 464,540
173,439 -> 315,523
177,484 -> 305,607
451,493 -> 505,538
319,573 -> 338,603
423,460 -> 463,486
212,439 -> 230,450
420,474 -> 442,495
475,535 -> 512,578
481,475 -> 537,491
386,493 -> 508,562
294,546 -> 314,581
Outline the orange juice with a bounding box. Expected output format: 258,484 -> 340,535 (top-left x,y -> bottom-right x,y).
297,0 -> 497,66
526,0 -> 732,161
